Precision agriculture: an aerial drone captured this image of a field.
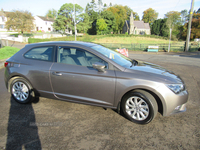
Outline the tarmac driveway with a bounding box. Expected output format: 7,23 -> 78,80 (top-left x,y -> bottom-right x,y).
0,53 -> 199,150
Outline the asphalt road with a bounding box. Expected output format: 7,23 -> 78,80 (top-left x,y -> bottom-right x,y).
0,53 -> 200,150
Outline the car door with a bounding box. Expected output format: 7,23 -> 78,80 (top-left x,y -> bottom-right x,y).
23,46 -> 55,97
50,46 -> 116,107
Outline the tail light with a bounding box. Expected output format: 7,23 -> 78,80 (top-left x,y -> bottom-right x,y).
4,62 -> 8,67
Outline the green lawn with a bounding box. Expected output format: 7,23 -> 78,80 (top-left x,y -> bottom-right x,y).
28,34 -> 184,44
92,36 -> 183,44
0,46 -> 20,60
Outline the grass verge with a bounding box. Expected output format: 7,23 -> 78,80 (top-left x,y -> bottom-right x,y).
0,46 -> 20,60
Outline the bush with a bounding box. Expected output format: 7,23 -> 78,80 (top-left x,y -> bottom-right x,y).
10,33 -> 34,37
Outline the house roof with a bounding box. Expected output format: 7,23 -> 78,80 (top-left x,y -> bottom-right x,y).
0,11 -> 4,16
0,11 -> 12,16
37,16 -> 54,22
126,20 -> 150,30
144,23 -> 150,29
134,21 -> 146,29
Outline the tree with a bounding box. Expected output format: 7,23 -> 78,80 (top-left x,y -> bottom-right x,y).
101,10 -> 117,34
77,13 -> 92,33
164,11 -> 182,39
97,0 -> 103,14
46,9 -> 57,19
180,9 -> 188,25
193,11 -> 200,19
107,5 -> 127,34
142,8 -> 158,26
5,10 -> 34,34
196,8 -> 200,14
53,15 -> 69,35
182,13 -> 200,40
103,3 -> 107,10
96,18 -> 107,34
151,19 -> 161,35
85,0 -> 99,34
124,6 -> 139,20
53,3 -> 83,34
151,18 -> 168,37
165,11 -> 181,29
86,0 -> 98,21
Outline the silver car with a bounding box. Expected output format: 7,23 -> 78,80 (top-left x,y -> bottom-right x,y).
4,41 -> 188,124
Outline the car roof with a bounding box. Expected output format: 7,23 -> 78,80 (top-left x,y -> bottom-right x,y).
26,41 -> 98,48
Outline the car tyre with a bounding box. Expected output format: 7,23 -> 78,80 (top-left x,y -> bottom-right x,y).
121,90 -> 158,124
10,77 -> 35,104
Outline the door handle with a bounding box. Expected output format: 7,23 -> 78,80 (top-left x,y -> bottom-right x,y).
52,72 -> 62,76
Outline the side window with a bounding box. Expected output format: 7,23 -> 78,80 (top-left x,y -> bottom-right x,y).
24,46 -> 54,61
85,51 -> 108,68
57,46 -> 108,68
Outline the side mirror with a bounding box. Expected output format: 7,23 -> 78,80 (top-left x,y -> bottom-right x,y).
92,62 -> 106,72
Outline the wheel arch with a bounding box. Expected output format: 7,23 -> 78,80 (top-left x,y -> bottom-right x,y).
7,74 -> 38,97
118,88 -> 164,116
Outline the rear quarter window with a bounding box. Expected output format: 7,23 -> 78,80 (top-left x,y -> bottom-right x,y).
24,46 -> 54,61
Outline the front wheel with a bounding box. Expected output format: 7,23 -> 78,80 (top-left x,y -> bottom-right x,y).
121,90 -> 158,124
10,77 -> 35,104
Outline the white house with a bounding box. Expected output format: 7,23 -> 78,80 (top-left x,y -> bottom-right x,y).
0,9 -> 8,31
34,16 -> 54,32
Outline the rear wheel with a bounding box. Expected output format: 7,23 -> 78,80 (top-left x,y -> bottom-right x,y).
10,77 -> 35,104
121,90 -> 158,124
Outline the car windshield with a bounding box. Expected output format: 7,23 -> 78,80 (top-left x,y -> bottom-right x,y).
91,45 -> 134,68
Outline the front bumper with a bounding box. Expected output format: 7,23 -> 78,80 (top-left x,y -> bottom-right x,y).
156,84 -> 188,116
170,103 -> 187,115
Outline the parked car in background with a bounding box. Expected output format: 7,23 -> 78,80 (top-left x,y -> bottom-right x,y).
4,41 -> 188,124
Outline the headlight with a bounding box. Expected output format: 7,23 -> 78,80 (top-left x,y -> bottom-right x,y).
167,84 -> 185,94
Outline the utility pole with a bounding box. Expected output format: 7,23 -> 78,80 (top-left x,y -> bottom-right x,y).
185,0 -> 194,51
168,28 -> 172,52
74,2 -> 76,41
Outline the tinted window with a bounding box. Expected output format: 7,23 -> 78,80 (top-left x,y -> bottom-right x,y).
24,46 -> 54,61
57,46 -> 108,68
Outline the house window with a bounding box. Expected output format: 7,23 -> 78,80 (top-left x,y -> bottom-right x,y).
0,24 -> 4,29
0,16 -> 5,22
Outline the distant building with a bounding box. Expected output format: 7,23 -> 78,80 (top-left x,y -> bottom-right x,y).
0,9 -> 8,31
0,9 -> 55,33
122,12 -> 151,35
34,16 -> 54,32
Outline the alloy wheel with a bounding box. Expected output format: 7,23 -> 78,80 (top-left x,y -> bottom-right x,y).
12,81 -> 29,101
125,96 -> 149,121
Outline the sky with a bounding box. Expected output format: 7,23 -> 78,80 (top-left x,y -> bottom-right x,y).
0,0 -> 200,19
